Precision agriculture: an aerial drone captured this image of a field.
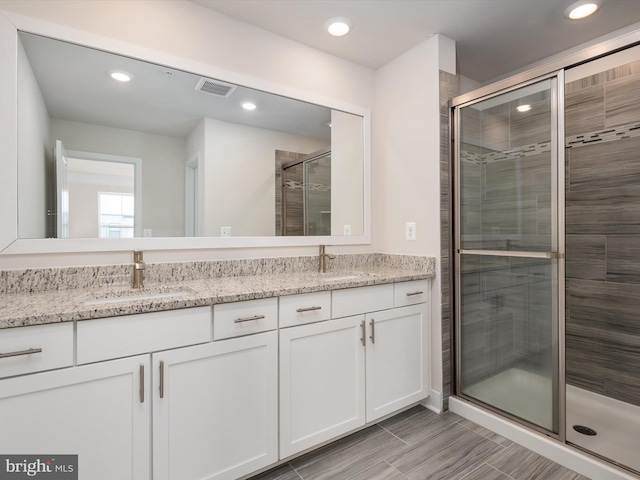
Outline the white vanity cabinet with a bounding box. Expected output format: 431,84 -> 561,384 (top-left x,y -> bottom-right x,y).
365,303 -> 429,422
0,278 -> 431,479
279,281 -> 430,458
152,331 -> 278,480
279,315 -> 366,458
0,354 -> 151,480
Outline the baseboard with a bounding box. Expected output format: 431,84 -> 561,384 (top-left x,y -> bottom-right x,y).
449,397 -> 640,480
421,389 -> 443,414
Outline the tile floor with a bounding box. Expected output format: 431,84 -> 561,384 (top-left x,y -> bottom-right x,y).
249,405 -> 590,480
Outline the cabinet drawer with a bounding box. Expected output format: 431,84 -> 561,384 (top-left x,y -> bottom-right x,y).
77,307 -> 211,364
213,298 -> 278,340
0,323 -> 73,378
394,280 -> 430,307
332,284 -> 394,318
279,291 -> 331,328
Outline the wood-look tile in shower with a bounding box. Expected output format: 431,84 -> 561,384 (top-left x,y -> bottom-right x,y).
605,73 -> 640,128
565,184 -> 640,234
537,194 -> 551,236
481,196 -> 538,236
568,278 -> 640,335
565,73 -> 605,94
604,371 -> 640,407
509,102 -> 551,148
604,58 -> 640,82
483,153 -> 551,201
565,84 -> 605,137
606,235 -> 640,284
481,109 -> 509,152
568,136 -> 640,192
565,235 -> 606,281
566,329 -> 607,394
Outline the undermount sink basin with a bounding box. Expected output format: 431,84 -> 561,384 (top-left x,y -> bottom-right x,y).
84,286 -> 195,306
320,272 -> 379,282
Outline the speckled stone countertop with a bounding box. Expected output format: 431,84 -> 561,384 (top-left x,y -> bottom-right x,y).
0,254 -> 435,329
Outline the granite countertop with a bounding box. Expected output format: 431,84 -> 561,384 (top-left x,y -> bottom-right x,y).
0,266 -> 434,329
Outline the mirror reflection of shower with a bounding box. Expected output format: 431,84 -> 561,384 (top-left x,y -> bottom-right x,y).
280,149 -> 331,236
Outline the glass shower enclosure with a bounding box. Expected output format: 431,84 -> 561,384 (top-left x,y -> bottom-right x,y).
281,149 -> 332,236
454,75 -> 564,435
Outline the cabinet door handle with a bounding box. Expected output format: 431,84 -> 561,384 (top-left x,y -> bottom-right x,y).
406,291 -> 424,297
296,306 -> 322,313
139,364 -> 145,404
234,315 -> 265,323
369,319 -> 375,344
0,347 -> 42,359
159,360 -> 165,399
360,320 -> 366,347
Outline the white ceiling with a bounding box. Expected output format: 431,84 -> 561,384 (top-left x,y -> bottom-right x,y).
20,32 -> 332,139
191,0 -> 640,83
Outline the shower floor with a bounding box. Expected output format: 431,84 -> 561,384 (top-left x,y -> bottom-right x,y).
566,384 -> 640,474
464,367 -> 554,432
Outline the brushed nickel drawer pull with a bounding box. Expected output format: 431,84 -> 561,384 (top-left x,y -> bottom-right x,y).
360,320 -> 366,347
139,364 -> 145,404
159,360 -> 165,399
234,315 -> 266,323
0,348 -> 43,359
370,319 -> 376,344
406,291 -> 424,297
296,306 -> 322,313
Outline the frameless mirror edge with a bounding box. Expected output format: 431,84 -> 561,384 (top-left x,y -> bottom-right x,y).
0,10 -> 371,255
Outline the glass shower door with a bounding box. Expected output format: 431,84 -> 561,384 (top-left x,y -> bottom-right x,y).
455,76 -> 562,434
304,153 -> 332,236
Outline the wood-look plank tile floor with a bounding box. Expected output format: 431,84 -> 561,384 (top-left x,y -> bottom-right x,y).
248,406 -> 591,480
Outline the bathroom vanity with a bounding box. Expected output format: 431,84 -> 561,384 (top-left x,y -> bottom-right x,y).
0,261 -> 433,480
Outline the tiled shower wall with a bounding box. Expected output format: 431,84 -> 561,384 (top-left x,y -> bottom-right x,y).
276,150 -> 304,236
565,58 -> 640,407
439,70 -> 459,408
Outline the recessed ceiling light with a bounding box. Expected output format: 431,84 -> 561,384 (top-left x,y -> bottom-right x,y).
110,72 -> 131,82
242,102 -> 257,111
516,104 -> 532,113
565,1 -> 600,20
325,17 -> 352,37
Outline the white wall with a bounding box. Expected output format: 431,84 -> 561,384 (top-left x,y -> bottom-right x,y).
68,183 -> 132,239
50,119 -> 187,237
331,110 -> 364,236
372,34 -> 456,407
0,0 -> 376,268
17,35 -> 49,239
200,117 -> 328,237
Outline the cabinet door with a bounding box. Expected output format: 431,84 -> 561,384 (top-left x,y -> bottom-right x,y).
279,316 -> 366,458
365,304 -> 429,422
153,331 -> 278,480
0,355 -> 150,480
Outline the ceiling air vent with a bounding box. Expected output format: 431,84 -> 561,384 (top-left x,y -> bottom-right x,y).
195,78 -> 237,97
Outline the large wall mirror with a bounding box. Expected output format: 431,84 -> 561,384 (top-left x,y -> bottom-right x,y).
0,11 -> 370,253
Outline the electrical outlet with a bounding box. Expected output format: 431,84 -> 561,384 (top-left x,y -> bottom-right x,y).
143,229 -> 152,237
221,226 -> 232,237
406,222 -> 416,241
343,224 -> 351,236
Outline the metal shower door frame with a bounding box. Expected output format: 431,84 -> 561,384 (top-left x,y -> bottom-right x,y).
451,70 -> 566,441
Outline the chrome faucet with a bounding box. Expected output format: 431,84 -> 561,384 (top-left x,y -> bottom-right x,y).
132,250 -> 145,289
318,245 -> 336,273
